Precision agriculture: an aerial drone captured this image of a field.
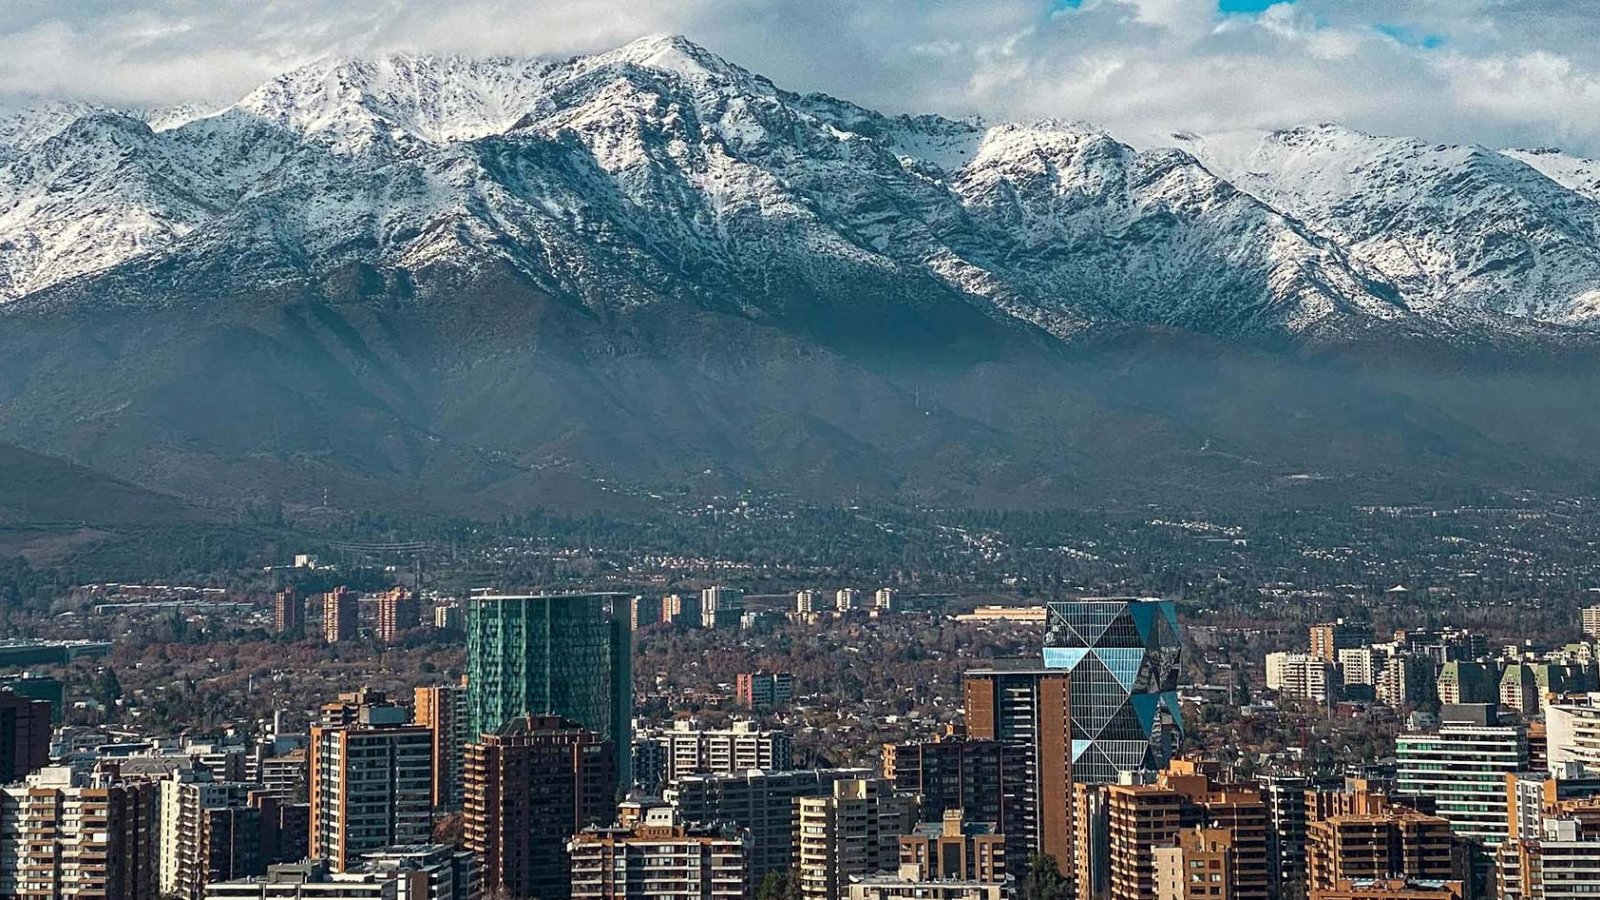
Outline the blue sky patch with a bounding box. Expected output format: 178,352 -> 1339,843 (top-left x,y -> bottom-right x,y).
1376,23 -> 1446,49
1218,0 -> 1293,12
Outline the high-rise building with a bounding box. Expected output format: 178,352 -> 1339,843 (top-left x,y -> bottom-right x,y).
464,592 -> 631,782
1437,662 -> 1497,706
665,768 -> 876,881
874,588 -> 896,612
1260,773 -> 1326,896
0,766 -> 159,900
1310,620 -> 1373,663
308,706 -> 434,871
1305,796 -> 1454,895
796,590 -> 818,615
795,777 -> 916,900
1339,647 -> 1381,689
567,807 -> 751,900
662,593 -> 700,628
645,718 -> 793,783
963,664 -> 1071,873
1396,713 -> 1528,846
836,588 -> 860,612
883,736 -> 1031,875
1040,598 -> 1184,784
1584,606 -> 1600,641
322,586 -> 358,644
699,586 -> 744,630
736,671 -> 795,710
1266,652 -> 1337,704
1378,655 -> 1437,708
1106,763 -> 1269,900
897,809 -> 1009,885
160,775 -> 265,900
1154,826 -> 1240,900
414,683 -> 470,810
0,686 -> 50,782
274,587 -> 303,636
375,588 -> 419,643
1547,697 -> 1600,770
628,595 -> 663,631
463,715 -> 617,900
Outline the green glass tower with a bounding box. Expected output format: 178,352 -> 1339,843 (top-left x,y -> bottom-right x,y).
465,593 -> 631,781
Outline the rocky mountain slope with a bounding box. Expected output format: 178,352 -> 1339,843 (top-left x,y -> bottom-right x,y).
5,35 -> 1598,340
4,37 -> 1600,513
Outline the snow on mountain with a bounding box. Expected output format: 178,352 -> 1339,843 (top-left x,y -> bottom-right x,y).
2,37 -> 1600,342
1502,147 -> 1600,204
1173,125 -> 1600,322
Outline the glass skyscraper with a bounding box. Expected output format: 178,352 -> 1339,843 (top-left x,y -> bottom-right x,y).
1041,597 -> 1183,784
465,592 -> 631,780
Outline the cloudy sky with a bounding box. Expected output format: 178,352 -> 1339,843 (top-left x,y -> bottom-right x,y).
2,0 -> 1597,153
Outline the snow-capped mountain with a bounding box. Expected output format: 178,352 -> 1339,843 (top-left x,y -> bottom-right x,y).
3,35 -> 1600,341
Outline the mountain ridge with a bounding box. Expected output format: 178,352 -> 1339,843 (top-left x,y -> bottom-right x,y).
3,35 -> 1599,343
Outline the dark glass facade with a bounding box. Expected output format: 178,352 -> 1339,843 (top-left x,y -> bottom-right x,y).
465,593 -> 631,781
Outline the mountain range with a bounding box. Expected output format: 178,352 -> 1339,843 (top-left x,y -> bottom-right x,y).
4,35 -> 1600,515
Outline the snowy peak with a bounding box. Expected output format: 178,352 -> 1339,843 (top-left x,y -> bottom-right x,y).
2,36 -> 1600,343
235,53 -> 555,151
584,34 -> 773,93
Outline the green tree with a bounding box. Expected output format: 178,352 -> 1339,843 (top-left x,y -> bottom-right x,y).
1022,853 -> 1070,900
755,870 -> 802,900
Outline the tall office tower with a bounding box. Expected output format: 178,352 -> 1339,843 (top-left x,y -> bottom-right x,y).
273,587 -> 303,635
628,595 -> 663,631
1105,763 -> 1270,900
795,778 -> 916,900
0,766 -> 159,900
1500,809 -> 1600,900
414,683 -> 470,810
796,590 -> 818,614
1265,652 -> 1337,704
649,718 -> 793,781
1040,598 -> 1184,784
322,586 -> 358,644
736,671 -> 795,710
1396,708 -> 1528,846
897,809 -> 1010,884
463,715 -> 618,900
665,768 -> 876,881
160,775 -> 266,900
836,588 -> 860,612
464,592 -> 631,782
0,686 -> 51,782
1584,605 -> 1600,640
963,664 -> 1070,874
375,588 -> 419,643
1305,801 -> 1454,894
699,586 -> 744,630
567,808 -> 752,900
308,705 -> 434,871
884,736 -> 1031,875
874,588 -> 896,612
1154,826 -> 1241,900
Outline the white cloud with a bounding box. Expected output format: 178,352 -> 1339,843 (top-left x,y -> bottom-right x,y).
0,0 -> 1597,154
